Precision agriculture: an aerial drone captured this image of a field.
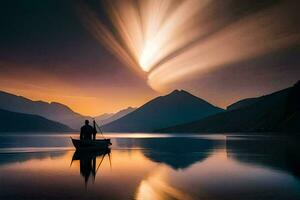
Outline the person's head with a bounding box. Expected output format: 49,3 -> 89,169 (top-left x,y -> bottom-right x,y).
85,120 -> 89,125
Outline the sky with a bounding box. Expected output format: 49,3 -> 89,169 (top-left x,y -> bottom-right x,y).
0,0 -> 299,116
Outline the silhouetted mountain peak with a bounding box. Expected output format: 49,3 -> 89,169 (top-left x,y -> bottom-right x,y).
160,80 -> 300,133
162,89 -> 218,109
49,102 -> 75,112
103,89 -> 223,132
168,89 -> 189,96
169,89 -> 180,94
94,106 -> 136,125
50,102 -> 65,106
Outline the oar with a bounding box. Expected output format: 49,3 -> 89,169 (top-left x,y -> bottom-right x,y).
93,119 -> 106,139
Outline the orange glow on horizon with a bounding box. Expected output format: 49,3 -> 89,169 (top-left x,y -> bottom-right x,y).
0,87 -> 153,116
0,63 -> 156,116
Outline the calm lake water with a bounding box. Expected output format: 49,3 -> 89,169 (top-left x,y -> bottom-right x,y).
0,133 -> 300,200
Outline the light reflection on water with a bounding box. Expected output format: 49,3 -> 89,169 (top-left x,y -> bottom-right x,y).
0,133 -> 300,200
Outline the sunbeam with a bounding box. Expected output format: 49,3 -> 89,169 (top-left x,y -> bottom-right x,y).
78,0 -> 300,91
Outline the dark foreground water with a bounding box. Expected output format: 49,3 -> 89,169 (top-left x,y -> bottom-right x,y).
0,133 -> 300,200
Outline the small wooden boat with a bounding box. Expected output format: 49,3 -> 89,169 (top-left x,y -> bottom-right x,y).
72,120 -> 112,150
71,137 -> 112,150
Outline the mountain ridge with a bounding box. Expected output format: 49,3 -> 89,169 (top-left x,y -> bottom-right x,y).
227,97 -> 259,110
158,81 -> 300,133
95,107 -> 136,125
0,90 -> 89,129
0,108 -> 73,132
102,89 -> 224,132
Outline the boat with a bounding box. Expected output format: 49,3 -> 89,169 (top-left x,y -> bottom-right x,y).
71,120 -> 112,150
71,137 -> 112,150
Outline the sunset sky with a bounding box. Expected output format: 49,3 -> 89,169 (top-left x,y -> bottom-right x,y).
0,0 -> 299,116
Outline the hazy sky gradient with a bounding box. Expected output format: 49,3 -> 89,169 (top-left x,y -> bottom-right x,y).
0,0 -> 299,115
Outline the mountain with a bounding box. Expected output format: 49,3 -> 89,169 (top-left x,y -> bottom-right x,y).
0,109 -> 72,132
95,107 -> 136,125
0,91 -> 90,130
227,97 -> 259,110
94,113 -> 114,122
102,90 -> 224,132
159,81 -> 300,133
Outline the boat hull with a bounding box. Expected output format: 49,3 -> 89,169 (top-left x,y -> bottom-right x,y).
71,138 -> 112,150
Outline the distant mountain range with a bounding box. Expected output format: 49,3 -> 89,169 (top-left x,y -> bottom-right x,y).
94,107 -> 136,125
0,91 -> 90,129
94,113 -> 114,122
102,90 -> 224,132
159,81 -> 300,133
0,109 -> 72,132
1,80 -> 299,133
0,91 -> 135,130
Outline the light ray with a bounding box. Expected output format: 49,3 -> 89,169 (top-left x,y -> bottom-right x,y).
78,0 -> 300,91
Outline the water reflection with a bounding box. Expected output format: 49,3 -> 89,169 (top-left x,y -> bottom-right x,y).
226,136 -> 300,178
0,134 -> 300,200
71,149 -> 111,185
115,137 -> 223,169
0,150 -> 67,166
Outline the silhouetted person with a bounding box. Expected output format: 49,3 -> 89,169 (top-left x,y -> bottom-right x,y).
80,120 -> 96,140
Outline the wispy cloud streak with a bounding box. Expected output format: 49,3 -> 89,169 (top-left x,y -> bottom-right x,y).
78,0 -> 300,91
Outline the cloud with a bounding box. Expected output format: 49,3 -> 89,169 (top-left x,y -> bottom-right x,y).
78,0 -> 300,92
